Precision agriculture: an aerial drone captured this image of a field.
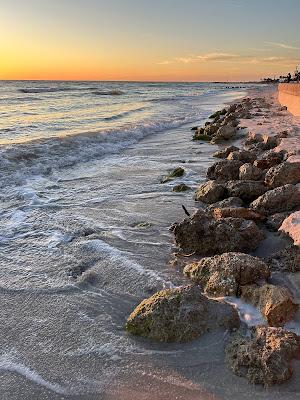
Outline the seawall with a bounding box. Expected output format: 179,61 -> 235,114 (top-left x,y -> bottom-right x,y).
278,83 -> 300,116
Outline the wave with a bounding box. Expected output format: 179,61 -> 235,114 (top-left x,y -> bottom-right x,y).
103,106 -> 149,121
0,354 -> 67,395
0,111 -> 204,188
92,90 -> 125,96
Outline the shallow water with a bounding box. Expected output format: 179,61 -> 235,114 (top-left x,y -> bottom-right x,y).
1,82 -> 299,399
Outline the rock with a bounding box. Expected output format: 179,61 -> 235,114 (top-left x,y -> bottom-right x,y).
250,184 -> 300,216
171,210 -> 264,255
227,150 -> 256,163
239,163 -> 263,181
262,134 -> 281,150
191,126 -> 199,131
172,183 -> 190,192
225,180 -> 268,202
280,211 -> 300,246
209,109 -> 227,119
161,167 -> 185,183
207,160 -> 243,181
225,326 -> 300,385
266,245 -> 300,272
253,152 -> 284,170
241,284 -> 298,326
192,133 -> 211,141
204,124 -> 219,136
212,207 -> 265,221
206,197 -> 244,211
265,161 -> 300,187
245,132 -> 263,146
125,285 -> 240,342
213,146 -> 239,159
184,252 -> 270,297
213,125 -> 237,142
266,211 -> 291,231
194,180 -> 226,204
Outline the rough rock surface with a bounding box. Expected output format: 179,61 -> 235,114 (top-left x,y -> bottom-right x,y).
239,163 -> 263,181
266,245 -> 300,272
213,125 -> 237,142
212,207 -> 265,221
171,210 -> 264,255
225,326 -> 300,385
206,197 -> 244,211
194,180 -> 226,204
227,150 -> 256,164
225,180 -> 268,203
280,211 -> 300,246
265,161 -> 300,187
250,184 -> 300,215
213,146 -> 239,159
266,211 -> 291,231
125,285 -> 240,342
207,160 -> 243,181
184,252 -> 270,297
240,284 -> 298,326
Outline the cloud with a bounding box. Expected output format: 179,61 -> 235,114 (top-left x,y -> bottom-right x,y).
157,60 -> 173,65
174,57 -> 195,64
197,52 -> 239,61
265,41 -> 300,50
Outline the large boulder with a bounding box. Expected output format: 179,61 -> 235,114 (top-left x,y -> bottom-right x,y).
125,285 -> 239,342
225,180 -> 268,202
212,207 -> 265,221
213,146 -> 239,159
240,284 -> 298,326
184,252 -> 269,297
194,180 -> 226,204
171,210 -> 264,255
265,161 -> 300,187
207,160 -> 243,181
225,326 -> 300,385
239,163 -> 263,181
250,184 -> 300,215
266,245 -> 300,272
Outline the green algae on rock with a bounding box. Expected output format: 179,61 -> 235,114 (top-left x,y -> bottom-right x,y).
172,183 -> 190,192
160,167 -> 185,183
125,285 -> 239,342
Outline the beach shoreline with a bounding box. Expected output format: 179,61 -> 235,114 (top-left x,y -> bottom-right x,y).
119,83 -> 300,399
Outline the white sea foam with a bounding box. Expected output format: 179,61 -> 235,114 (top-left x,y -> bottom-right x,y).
0,354 -> 67,395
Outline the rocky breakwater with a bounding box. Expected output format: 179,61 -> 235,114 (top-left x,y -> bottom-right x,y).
125,94 -> 300,386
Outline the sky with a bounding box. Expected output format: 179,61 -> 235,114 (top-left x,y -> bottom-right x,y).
1,0 -> 300,81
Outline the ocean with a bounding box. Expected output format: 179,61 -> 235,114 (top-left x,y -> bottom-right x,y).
0,81 -> 275,399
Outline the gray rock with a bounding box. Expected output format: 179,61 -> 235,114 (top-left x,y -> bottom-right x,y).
239,163 -> 263,181
207,160 -> 243,181
171,209 -> 264,255
213,145 -> 239,159
250,184 -> 300,215
265,245 -> 300,272
194,180 -> 226,204
227,150 -> 256,163
207,197 -> 244,211
225,180 -> 268,202
265,161 -> 300,187
184,252 -> 270,297
226,326 -> 300,385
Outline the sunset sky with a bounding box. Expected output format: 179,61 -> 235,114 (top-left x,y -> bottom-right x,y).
1,0 -> 300,81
